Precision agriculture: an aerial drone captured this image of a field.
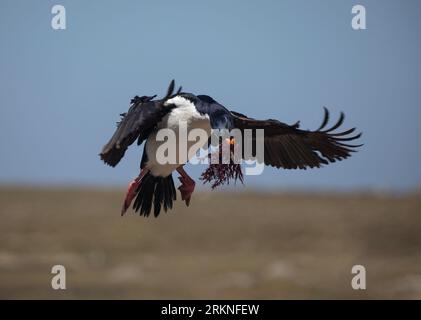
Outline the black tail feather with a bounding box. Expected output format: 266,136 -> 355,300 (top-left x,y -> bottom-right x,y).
133,172 -> 176,217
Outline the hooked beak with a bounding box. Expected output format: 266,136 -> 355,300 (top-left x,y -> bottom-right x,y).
225,137 -> 236,145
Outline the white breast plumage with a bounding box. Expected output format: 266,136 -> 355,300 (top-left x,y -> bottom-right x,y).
145,96 -> 211,177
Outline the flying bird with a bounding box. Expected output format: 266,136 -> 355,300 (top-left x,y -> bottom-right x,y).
100,80 -> 362,217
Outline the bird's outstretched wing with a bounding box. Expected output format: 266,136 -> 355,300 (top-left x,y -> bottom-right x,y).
230,107 -> 362,169
100,80 -> 178,167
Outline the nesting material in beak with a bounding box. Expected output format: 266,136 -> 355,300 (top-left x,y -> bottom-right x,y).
200,138 -> 244,189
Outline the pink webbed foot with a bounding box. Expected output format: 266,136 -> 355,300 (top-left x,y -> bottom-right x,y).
178,175 -> 195,207
121,169 -> 148,215
177,166 -> 195,207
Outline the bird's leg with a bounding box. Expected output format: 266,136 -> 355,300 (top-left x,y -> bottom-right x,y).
121,168 -> 149,216
177,166 -> 195,207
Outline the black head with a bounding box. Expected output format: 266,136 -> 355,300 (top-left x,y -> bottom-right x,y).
195,95 -> 234,130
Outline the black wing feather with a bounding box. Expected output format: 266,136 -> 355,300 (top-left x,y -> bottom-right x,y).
231,108 -> 362,169
100,80 -> 176,167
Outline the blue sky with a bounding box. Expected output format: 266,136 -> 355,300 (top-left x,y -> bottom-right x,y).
0,0 -> 420,191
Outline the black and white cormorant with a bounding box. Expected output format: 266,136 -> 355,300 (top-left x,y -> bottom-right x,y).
100,80 -> 362,217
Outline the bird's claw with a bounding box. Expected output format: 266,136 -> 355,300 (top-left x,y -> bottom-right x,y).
121,177 -> 141,215
178,176 -> 195,207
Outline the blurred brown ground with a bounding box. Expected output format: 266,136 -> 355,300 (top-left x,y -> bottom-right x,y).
0,186 -> 420,299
